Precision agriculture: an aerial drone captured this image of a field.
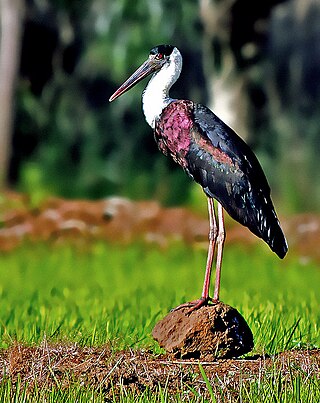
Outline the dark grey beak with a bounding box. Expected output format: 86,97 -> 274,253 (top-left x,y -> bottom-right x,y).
109,58 -> 162,102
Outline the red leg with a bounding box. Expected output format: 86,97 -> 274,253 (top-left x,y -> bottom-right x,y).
213,202 -> 225,302
172,197 -> 217,312
201,197 -> 217,300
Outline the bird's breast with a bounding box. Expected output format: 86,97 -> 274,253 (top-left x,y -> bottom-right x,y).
154,100 -> 194,169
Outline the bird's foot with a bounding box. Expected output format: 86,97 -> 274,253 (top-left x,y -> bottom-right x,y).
171,296 -> 218,314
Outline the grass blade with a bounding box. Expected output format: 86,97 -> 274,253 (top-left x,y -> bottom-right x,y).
199,363 -> 216,402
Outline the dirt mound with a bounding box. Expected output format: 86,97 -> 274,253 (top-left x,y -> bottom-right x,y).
0,342 -> 319,399
152,302 -> 253,359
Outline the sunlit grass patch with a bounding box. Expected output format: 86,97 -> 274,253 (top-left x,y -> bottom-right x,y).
0,241 -> 319,353
0,241 -> 319,401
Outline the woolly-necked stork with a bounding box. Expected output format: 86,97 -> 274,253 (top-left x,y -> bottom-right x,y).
109,44 -> 288,310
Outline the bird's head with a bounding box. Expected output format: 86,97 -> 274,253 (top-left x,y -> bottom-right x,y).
109,44 -> 176,102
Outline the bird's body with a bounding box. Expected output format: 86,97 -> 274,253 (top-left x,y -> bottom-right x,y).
109,44 -> 288,309
154,99 -> 287,258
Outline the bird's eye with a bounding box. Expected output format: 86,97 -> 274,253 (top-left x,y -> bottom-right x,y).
156,53 -> 164,60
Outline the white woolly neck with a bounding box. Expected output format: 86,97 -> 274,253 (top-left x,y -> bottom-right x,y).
142,47 -> 183,129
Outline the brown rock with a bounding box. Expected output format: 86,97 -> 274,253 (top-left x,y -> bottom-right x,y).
152,302 -> 253,359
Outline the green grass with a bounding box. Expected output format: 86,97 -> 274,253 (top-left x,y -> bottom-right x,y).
0,241 -> 319,400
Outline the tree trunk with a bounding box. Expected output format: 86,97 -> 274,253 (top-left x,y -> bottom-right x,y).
0,0 -> 24,188
199,0 -> 249,138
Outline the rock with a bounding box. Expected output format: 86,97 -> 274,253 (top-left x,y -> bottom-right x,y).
152,302 -> 253,359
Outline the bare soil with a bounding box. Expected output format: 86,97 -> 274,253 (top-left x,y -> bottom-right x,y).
0,342 -> 319,400
153,303 -> 253,359
1,191 -> 320,263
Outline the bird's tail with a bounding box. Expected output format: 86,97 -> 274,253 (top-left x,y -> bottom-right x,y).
259,214 -> 288,259
220,190 -> 288,259
246,193 -> 288,259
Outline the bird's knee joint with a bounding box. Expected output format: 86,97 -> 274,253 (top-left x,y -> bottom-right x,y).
208,227 -> 218,241
217,230 -> 225,244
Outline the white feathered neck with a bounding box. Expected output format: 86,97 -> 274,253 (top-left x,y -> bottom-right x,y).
142,47 -> 183,129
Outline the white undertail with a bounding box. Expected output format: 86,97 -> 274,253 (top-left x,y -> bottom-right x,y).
142,47 -> 183,129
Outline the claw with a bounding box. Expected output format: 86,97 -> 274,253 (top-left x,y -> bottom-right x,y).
171,296 -> 218,314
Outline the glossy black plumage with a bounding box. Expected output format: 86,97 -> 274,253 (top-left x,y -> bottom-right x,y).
155,100 -> 288,259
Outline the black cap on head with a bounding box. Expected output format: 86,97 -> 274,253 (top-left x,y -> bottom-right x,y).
150,44 -> 174,57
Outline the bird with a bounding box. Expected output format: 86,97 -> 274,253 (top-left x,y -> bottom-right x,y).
109,44 -> 288,311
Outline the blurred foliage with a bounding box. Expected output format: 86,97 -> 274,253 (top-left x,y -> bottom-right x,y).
9,0 -> 320,212
257,0 -> 320,213
13,0 -> 202,205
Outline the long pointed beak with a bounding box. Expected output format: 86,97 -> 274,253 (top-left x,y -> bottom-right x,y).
109,59 -> 160,102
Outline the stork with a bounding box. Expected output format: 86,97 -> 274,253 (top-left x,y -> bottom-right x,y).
109,44 -> 288,310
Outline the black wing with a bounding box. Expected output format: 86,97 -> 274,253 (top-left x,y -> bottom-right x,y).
185,103 -> 288,258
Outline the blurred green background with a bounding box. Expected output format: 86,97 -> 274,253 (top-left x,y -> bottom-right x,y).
1,0 -> 319,213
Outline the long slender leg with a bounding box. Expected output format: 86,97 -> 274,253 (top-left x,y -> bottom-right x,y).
213,202 -> 225,302
185,197 -> 218,311
201,197 -> 217,300
171,197 -> 217,312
